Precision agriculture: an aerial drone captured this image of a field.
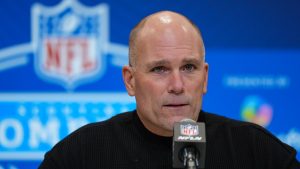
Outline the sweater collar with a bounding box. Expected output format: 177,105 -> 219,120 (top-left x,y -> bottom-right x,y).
132,110 -> 205,149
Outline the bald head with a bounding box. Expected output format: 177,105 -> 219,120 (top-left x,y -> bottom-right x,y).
129,11 -> 205,67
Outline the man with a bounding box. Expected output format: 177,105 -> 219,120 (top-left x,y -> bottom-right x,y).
39,11 -> 300,169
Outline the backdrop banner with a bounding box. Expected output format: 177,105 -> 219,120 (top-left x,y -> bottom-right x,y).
0,0 -> 299,168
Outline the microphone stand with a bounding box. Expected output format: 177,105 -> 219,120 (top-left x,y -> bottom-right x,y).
183,147 -> 199,169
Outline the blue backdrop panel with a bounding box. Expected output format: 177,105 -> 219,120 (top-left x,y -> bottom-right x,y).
0,0 -> 299,168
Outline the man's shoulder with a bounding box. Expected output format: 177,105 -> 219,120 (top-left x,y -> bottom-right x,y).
203,110 -> 269,131
50,111 -> 134,149
39,111 -> 136,168
203,111 -> 275,138
69,111 -> 134,137
203,111 -> 296,154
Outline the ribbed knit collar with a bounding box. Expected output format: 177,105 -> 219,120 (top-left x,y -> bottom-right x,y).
132,110 -> 205,149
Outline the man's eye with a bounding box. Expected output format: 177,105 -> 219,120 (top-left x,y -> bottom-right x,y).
150,66 -> 167,73
182,64 -> 196,72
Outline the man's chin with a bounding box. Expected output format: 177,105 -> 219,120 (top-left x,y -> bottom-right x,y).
170,114 -> 193,122
163,116 -> 191,130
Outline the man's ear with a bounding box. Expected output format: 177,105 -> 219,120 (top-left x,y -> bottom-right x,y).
122,66 -> 135,96
202,63 -> 209,94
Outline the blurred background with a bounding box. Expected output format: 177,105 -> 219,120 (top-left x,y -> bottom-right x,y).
0,0 -> 299,168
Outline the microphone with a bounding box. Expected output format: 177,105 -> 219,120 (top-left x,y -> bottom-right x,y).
173,119 -> 206,169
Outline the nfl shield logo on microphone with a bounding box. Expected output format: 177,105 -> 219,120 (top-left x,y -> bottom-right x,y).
180,124 -> 199,136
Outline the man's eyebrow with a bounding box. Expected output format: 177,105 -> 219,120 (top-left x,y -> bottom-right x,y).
182,58 -> 203,65
145,60 -> 170,68
145,58 -> 203,68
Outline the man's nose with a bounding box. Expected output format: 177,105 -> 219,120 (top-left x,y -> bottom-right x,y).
167,71 -> 184,94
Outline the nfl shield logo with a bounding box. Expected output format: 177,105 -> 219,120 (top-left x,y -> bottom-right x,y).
180,124 -> 199,136
32,0 -> 109,89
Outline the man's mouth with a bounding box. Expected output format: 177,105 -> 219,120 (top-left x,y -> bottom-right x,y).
164,104 -> 188,107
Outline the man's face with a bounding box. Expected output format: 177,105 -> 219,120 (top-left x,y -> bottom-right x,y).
123,23 -> 208,136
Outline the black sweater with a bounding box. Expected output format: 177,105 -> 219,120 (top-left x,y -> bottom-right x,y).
39,110 -> 300,169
